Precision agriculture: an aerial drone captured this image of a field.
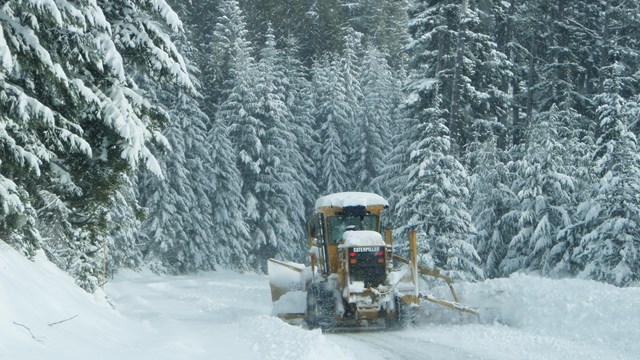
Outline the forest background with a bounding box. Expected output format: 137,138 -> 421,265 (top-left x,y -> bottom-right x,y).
1,0 -> 639,292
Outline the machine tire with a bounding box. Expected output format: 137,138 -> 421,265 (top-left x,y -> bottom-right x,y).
305,282 -> 337,332
306,284 -> 321,329
317,288 -> 337,332
399,299 -> 417,327
389,298 -> 417,329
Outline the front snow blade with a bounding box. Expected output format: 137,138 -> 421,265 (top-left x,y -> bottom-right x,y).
267,259 -> 308,320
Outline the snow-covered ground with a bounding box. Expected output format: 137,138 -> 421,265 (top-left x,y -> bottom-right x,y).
2,241 -> 638,360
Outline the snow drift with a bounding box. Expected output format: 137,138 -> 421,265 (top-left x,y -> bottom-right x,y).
459,274 -> 640,355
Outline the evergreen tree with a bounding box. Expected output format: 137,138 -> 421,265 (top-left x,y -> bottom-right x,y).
340,27 -> 365,182
546,106 -> 595,277
405,0 -> 510,154
1,0 -> 192,290
355,46 -> 395,191
280,36 -> 320,211
251,26 -> 307,264
211,0 -> 251,109
574,68 -> 640,286
312,57 -> 350,195
371,68 -> 410,215
343,0 -> 410,68
499,105 -> 575,275
396,94 -> 482,281
467,133 -> 515,278
140,88 -> 218,274
0,0 -> 93,255
206,118 -> 251,270
219,25 -> 306,269
171,0 -> 222,117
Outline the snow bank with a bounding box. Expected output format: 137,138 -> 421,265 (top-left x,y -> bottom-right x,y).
315,192 -> 388,209
0,243 -> 352,360
431,273 -> 640,358
0,242 -> 135,360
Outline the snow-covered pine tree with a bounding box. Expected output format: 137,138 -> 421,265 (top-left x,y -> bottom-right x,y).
0,99 -> 35,255
206,117 -> 252,270
545,106 -> 595,277
574,66 -> 640,286
354,46 -> 394,192
77,0 -> 193,289
467,130 -> 515,278
154,0 -> 251,272
250,25 -> 307,265
397,64 -> 484,280
169,0 -> 221,117
133,18 -> 242,274
340,27 -> 365,186
396,0 -> 514,281
499,105 -> 576,276
210,0 -> 250,109
396,94 -> 482,281
370,68 -> 409,215
280,36 -> 320,212
405,0 -> 510,154
215,30 -> 259,194
548,0 -> 640,285
140,87 -> 218,274
312,56 -> 350,195
91,0 -> 192,175
219,24 -> 306,269
0,1 -> 93,256
2,0 -> 194,290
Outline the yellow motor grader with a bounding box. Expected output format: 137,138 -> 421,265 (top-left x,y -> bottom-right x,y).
267,192 -> 477,331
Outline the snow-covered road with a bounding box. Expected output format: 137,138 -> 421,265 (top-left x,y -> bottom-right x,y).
105,270 -> 639,360
2,243 -> 638,360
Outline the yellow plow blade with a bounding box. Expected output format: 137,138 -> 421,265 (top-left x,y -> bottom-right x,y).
267,259 -> 308,319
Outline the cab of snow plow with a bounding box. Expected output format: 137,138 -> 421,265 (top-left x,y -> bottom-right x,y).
308,192 -> 389,278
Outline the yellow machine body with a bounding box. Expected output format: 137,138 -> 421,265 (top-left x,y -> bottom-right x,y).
267,192 -> 477,330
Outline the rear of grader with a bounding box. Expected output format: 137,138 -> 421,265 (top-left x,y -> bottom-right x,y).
267,192 -> 477,331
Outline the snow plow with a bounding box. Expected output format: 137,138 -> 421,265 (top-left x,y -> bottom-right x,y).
267,192 -> 477,331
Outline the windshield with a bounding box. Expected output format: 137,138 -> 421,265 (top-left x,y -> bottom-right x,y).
326,214 -> 379,244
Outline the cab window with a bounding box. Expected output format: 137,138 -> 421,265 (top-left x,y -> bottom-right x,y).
326,215 -> 379,244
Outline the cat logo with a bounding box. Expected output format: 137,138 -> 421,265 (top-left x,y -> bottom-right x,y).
353,247 -> 379,252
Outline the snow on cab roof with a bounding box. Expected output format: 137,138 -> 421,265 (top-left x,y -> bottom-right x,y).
339,231 -> 386,248
315,192 -> 389,209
